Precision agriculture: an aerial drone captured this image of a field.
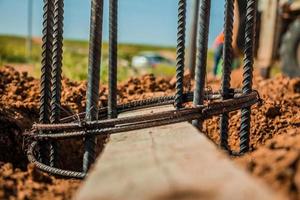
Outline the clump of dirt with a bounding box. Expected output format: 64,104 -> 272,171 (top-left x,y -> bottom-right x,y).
118,74 -> 174,103
0,163 -> 80,200
236,128 -> 300,200
62,74 -> 175,111
203,73 -> 300,199
203,74 -> 300,152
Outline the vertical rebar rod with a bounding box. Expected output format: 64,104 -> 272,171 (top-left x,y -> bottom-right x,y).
49,0 -> 64,167
240,0 -> 257,154
39,0 -> 55,164
220,0 -> 234,151
27,0 -> 33,59
108,0 -> 118,119
175,0 -> 187,109
192,0 -> 211,128
187,0 -> 200,79
83,0 -> 104,173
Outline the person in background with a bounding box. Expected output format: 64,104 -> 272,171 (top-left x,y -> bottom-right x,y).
213,32 -> 224,77
212,0 -> 246,77
212,30 -> 242,77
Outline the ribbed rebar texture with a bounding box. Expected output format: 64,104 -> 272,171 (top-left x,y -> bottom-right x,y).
108,0 -> 118,119
187,0 -> 200,79
192,0 -> 211,128
220,0 -> 234,151
28,142 -> 86,179
240,0 -> 257,154
39,0 -> 55,164
83,0 -> 104,173
28,89 -> 260,178
174,0 -> 187,109
31,91 -> 259,139
49,0 -> 64,168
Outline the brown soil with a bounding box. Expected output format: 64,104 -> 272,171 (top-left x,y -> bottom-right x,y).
203,71 -> 300,200
0,65 -> 300,199
0,66 -> 175,200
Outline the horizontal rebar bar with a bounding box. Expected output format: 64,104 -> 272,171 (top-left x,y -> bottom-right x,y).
31,91 -> 259,138
59,89 -> 243,124
27,91 -> 260,179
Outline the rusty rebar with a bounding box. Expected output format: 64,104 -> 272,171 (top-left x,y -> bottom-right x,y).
83,0 -> 104,173
175,0 -> 187,109
240,0 -> 257,154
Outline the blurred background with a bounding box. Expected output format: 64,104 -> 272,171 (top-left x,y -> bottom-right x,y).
0,0 -> 225,82
1,0 -> 299,82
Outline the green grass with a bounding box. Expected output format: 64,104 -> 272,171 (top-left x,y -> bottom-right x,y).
0,35 -> 177,82
0,35 -> 284,83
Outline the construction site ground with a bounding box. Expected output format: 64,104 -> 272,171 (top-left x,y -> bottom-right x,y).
0,66 -> 299,200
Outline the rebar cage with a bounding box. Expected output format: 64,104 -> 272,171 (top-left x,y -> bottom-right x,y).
27,0 -> 260,179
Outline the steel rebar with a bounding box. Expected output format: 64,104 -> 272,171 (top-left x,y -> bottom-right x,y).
39,0 -> 55,164
175,0 -> 187,109
28,141 -> 86,179
240,0 -> 257,154
28,0 -> 259,179
192,0 -> 211,128
187,0 -> 200,78
27,0 -> 33,59
108,0 -> 118,119
220,0 -> 234,151
30,91 -> 260,140
49,0 -> 64,168
83,0 -> 104,173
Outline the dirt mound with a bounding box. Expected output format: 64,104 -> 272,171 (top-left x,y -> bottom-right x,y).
203,74 -> 300,199
0,163 -> 80,200
236,128 -> 300,200
0,66 -> 177,199
204,75 -> 300,152
1,65 -> 300,199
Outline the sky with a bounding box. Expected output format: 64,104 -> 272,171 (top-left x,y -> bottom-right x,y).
0,0 -> 225,47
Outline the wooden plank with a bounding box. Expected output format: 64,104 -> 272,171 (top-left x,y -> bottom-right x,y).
75,107 -> 280,200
